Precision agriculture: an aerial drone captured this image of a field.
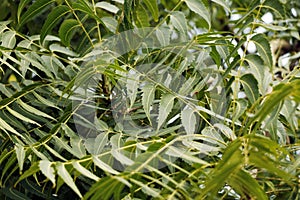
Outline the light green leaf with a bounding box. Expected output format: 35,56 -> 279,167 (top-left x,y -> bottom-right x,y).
18,0 -> 55,28
0,57 -> 23,78
101,17 -> 118,33
85,132 -> 108,155
61,124 -> 77,138
15,144 -> 26,172
56,163 -> 83,198
33,92 -> 60,110
157,94 -> 175,130
39,160 -> 56,186
166,146 -> 208,165
214,123 -> 236,140
111,149 -> 134,165
6,107 -> 40,126
181,106 -> 196,134
143,0 -> 159,22
170,11 -> 188,41
52,136 -> 83,158
126,72 -> 140,108
40,5 -> 70,43
92,156 -> 120,175
1,31 -> 16,49
251,34 -> 273,69
142,84 -> 155,125
72,161 -> 99,181
156,24 -> 171,46
244,54 -> 264,86
17,99 -> 56,120
16,52 -> 53,79
95,2 -> 119,14
211,0 -> 231,13
58,19 -> 80,47
232,99 -> 248,122
184,0 -> 211,29
70,137 -> 86,158
49,44 -> 79,57
0,117 -> 23,138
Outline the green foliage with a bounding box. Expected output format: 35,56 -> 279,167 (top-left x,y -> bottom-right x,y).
0,0 -> 300,199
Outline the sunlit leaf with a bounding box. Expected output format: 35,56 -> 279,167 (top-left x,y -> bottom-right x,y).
157,94 -> 175,129
39,160 -> 56,186
56,162 -> 83,198
142,84 -> 155,125
184,0 -> 211,28
95,2 -> 119,14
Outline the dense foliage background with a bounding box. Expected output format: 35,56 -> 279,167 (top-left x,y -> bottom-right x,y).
0,0 -> 300,199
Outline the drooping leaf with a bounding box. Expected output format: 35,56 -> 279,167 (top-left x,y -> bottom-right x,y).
39,160 -> 56,186
251,34 -> 273,69
72,161 -> 99,181
58,19 -> 80,47
184,0 -> 211,29
70,137 -> 86,158
251,82 -> 294,127
15,162 -> 40,186
240,74 -> 259,105
229,169 -> 268,200
143,0 -> 159,22
6,107 -> 40,126
18,0 -> 55,28
40,5 -> 70,43
1,30 -> 16,49
101,17 -> 118,33
17,0 -> 32,22
72,0 -> 102,23
56,163 -> 82,198
126,71 -> 140,108
17,99 -> 55,120
211,0 -> 231,13
95,2 -> 120,14
155,24 -> 171,46
135,5 -> 150,27
15,144 -> 26,173
157,94 -> 175,130
232,98 -> 248,122
93,156 -> 120,175
142,84 -> 155,125
170,11 -> 188,41
84,176 -> 127,200
0,117 -> 23,138
181,106 -> 196,134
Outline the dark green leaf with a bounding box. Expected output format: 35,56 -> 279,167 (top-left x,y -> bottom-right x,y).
40,5 -> 70,43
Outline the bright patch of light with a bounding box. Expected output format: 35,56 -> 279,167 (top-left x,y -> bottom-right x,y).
246,41 -> 256,53
238,92 -> 246,98
291,8 -> 297,17
255,26 -> 267,33
230,13 -> 242,21
261,12 -> 273,24
243,27 -> 251,34
279,53 -> 290,67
